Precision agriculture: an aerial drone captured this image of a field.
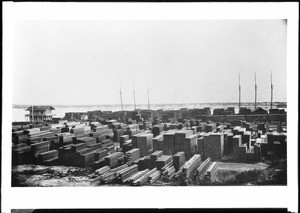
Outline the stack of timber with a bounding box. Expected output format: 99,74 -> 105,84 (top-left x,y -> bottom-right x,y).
204,162 -> 218,181
179,154 -> 201,185
156,155 -> 173,170
173,152 -> 185,172
153,134 -> 163,152
57,133 -> 73,145
12,131 -> 28,144
105,152 -> 124,168
150,150 -> 163,169
99,164 -> 128,184
184,134 -> 198,159
95,166 -> 110,176
162,130 -> 176,155
70,127 -> 85,137
37,150 -> 58,165
161,165 -> 176,182
132,133 -> 153,157
132,168 -> 158,186
30,141 -> 51,156
195,157 -> 211,181
121,140 -> 133,153
120,135 -> 129,147
124,148 -> 140,163
12,145 -> 34,165
115,164 -> 139,183
74,136 -> 97,146
203,133 -> 224,161
138,155 -> 151,170
149,170 -> 161,184
125,169 -> 150,185
174,130 -> 193,154
232,135 -> 247,162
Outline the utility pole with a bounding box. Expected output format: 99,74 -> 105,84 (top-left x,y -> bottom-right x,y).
239,73 -> 241,113
255,72 -> 257,109
119,81 -> 124,111
271,71 -> 273,109
133,79 -> 136,110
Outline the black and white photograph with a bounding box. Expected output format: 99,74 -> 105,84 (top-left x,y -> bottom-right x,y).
2,2 -> 298,212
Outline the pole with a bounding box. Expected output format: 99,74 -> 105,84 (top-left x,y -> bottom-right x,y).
255,72 -> 257,109
133,79 -> 136,110
239,73 -> 241,113
147,81 -> 150,111
31,105 -> 34,125
119,81 -> 124,111
271,71 -> 273,109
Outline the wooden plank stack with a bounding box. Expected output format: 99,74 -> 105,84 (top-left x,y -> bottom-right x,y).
133,133 -> 153,157
156,155 -> 173,170
149,170 -> 161,184
161,165 -> 176,182
138,155 -> 151,170
162,131 -> 176,155
179,154 -> 201,185
153,134 -> 163,152
232,135 -> 247,162
174,130 -> 193,154
37,150 -> 58,164
150,150 -> 163,169
126,169 -> 150,185
173,152 -> 185,172
125,148 -> 140,163
115,164 -> 139,183
132,168 -> 158,186
95,166 -> 110,176
104,152 -> 124,168
205,162 -> 218,181
203,133 -> 224,161
184,134 -> 198,160
196,157 -> 211,181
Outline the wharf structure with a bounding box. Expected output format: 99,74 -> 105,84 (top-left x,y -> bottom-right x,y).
12,106 -> 287,186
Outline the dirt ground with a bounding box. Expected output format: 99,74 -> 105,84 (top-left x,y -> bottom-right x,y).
216,162 -> 268,172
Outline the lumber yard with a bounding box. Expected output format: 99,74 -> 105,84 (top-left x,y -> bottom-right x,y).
12,107 -> 287,186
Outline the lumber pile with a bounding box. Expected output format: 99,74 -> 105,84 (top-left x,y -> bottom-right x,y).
232,135 -> 247,162
156,155 -> 173,170
161,165 -> 176,182
174,130 -> 193,153
105,152 -> 124,168
184,134 -> 198,159
162,131 -> 176,155
95,166 -> 110,176
203,133 -> 224,161
132,168 -> 158,186
173,152 -> 185,172
37,150 -> 58,164
124,148 -> 140,163
196,157 -> 211,181
125,169 -> 150,185
179,154 -> 201,185
138,155 -> 151,170
115,164 -> 139,183
153,134 -> 163,152
204,162 -> 218,181
132,133 -> 153,157
149,170 -> 161,184
99,164 -> 128,184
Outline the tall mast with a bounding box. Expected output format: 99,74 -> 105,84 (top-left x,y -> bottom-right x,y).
133,79 -> 136,110
239,73 -> 241,113
270,71 -> 273,109
31,105 -> 34,124
147,81 -> 150,111
119,81 -> 124,111
255,72 -> 257,109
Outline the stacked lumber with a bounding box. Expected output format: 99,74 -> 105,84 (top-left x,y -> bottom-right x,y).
23,128 -> 40,135
58,133 -> 73,145
125,169 -> 150,185
115,164 -> 139,183
12,145 -> 34,165
173,152 -> 185,172
203,133 -> 224,161
162,131 -> 176,155
12,131 -> 28,144
232,135 -> 247,162
205,162 -> 218,181
133,133 -> 153,157
104,152 -> 124,168
244,131 -> 251,149
98,164 -> 129,184
75,148 -> 99,168
233,126 -> 241,135
150,150 -> 163,169
149,170 -> 161,184
92,157 -> 106,170
121,140 -> 133,153
184,134 -> 198,159
12,143 -> 27,150
94,149 -> 108,161
132,168 -> 158,186
156,155 -> 173,170
124,148 -> 140,163
205,123 -> 216,133
95,166 -> 110,175
197,136 -> 204,157
75,137 -> 96,146
30,141 -> 50,156
254,143 -> 262,161
70,127 -> 85,137
161,165 -> 176,182
114,129 -> 124,142
179,154 -> 201,185
153,134 -> 163,152
138,155 -> 151,170
152,125 -> 163,137
71,143 -> 87,152
101,139 -> 114,149
120,135 -> 129,146
196,157 -> 211,181
174,130 -> 193,154
37,150 -> 58,164
143,121 -> 152,130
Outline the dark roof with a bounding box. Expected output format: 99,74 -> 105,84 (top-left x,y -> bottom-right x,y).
25,105 -> 55,111
252,107 -> 268,114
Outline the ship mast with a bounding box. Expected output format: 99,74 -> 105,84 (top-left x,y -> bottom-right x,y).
119,81 -> 124,111
147,81 -> 150,111
255,72 -> 257,109
133,79 -> 137,110
270,71 -> 273,109
239,73 -> 241,113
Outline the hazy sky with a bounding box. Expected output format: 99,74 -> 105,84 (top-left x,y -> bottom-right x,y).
13,20 -> 287,105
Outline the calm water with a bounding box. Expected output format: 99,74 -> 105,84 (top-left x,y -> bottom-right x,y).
12,102 -> 281,122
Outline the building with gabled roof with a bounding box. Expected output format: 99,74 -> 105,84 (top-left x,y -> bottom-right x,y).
25,105 -> 55,122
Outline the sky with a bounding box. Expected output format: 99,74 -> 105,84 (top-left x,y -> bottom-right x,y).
13,20 -> 287,105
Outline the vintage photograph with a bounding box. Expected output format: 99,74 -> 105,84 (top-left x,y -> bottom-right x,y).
10,19 -> 288,187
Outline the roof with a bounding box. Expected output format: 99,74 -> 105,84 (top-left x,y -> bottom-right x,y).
25,105 -> 55,111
